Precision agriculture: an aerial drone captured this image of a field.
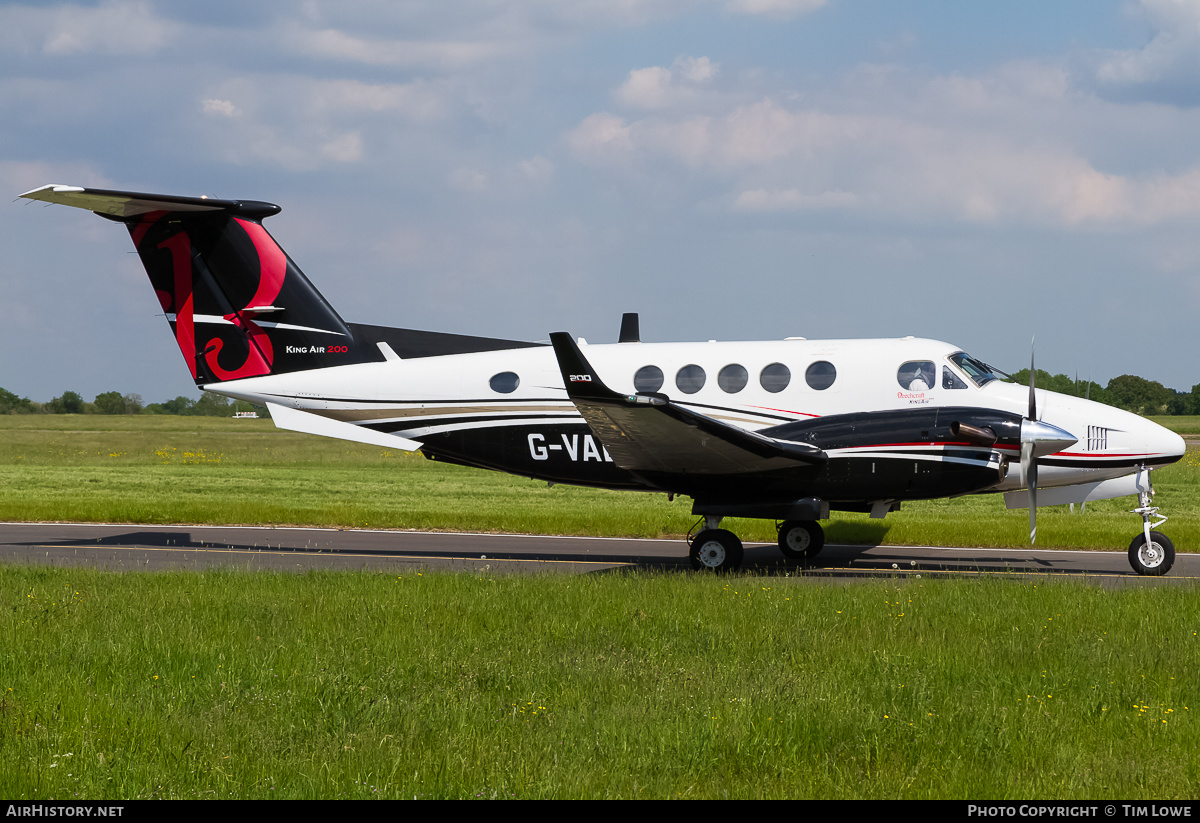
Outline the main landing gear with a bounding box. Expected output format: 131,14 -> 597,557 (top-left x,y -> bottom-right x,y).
777,519 -> 825,560
687,517 -> 826,572
1128,469 -> 1174,577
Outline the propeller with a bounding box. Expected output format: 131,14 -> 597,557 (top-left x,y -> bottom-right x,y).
1019,339 -> 1078,543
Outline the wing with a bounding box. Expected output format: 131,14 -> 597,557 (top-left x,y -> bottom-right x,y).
549,332 -> 826,475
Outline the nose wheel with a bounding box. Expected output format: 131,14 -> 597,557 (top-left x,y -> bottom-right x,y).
1129,531 -> 1175,577
1129,466 -> 1175,576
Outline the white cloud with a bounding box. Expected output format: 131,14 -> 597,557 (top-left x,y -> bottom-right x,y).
570,86 -> 1200,226
202,98 -> 240,118
615,56 -> 719,109
282,24 -> 517,70
1091,0 -> 1200,102
190,74 -> 456,171
568,112 -> 634,157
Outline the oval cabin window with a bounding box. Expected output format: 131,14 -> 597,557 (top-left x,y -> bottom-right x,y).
759,363 -> 791,393
718,364 -> 748,393
805,361 -> 837,390
633,365 -> 664,393
489,371 -> 520,393
675,364 -> 706,394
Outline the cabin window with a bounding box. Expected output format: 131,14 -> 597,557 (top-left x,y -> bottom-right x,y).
942,366 -> 968,390
717,364 -> 748,393
633,365 -> 664,393
760,363 -> 791,393
898,361 -> 935,391
489,371 -> 520,393
675,364 -> 706,394
805,361 -> 837,390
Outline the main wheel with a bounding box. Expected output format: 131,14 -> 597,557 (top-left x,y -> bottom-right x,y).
1128,531 -> 1175,576
777,520 -> 825,560
689,529 -> 744,572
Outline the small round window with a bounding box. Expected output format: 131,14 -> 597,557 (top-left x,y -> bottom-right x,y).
490,371 -> 519,393
805,361 -> 837,390
717,364 -> 748,393
759,363 -> 791,393
633,365 -> 664,393
675,364 -> 706,394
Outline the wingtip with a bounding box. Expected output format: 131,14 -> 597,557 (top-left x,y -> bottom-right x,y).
18,184 -> 84,200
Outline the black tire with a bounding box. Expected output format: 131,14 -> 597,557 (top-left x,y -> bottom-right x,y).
689,529 -> 744,572
777,519 -> 825,560
1128,531 -> 1175,576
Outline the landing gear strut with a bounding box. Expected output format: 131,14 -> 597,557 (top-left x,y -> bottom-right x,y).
1129,466 -> 1174,576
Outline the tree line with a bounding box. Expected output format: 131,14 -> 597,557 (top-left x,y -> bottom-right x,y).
1006,370 -> 1200,417
0,388 -> 261,417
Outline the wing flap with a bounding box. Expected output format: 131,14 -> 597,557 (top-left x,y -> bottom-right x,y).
549,332 -> 826,475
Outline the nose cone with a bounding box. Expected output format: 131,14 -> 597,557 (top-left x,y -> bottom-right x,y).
1152,423 -> 1187,465
1124,414 -> 1187,466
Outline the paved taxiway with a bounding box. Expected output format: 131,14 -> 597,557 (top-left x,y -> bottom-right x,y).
1,522 -> 1196,586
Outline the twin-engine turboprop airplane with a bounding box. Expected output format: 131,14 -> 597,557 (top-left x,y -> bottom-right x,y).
20,184 -> 1187,575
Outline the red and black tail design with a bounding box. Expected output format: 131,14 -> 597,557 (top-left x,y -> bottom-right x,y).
21,184 -> 544,384
22,185 -> 359,385
127,204 -> 358,384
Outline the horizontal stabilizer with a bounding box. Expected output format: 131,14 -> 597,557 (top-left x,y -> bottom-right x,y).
19,184 -> 279,219
266,403 -> 421,452
548,332 -> 826,475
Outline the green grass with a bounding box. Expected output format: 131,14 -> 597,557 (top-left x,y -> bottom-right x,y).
1150,416 -> 1200,435
2,567 -> 1197,799
1,415 -> 1197,551
2,417 -> 1198,799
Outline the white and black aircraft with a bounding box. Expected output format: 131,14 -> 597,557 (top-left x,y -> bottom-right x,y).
20,184 -> 1188,575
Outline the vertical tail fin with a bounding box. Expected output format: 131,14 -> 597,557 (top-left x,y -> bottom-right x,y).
21,185 -> 362,385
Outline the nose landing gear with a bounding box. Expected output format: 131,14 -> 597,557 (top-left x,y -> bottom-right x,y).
1129,466 -> 1174,576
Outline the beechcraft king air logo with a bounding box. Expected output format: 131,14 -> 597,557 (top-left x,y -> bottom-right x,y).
132,215 -> 286,380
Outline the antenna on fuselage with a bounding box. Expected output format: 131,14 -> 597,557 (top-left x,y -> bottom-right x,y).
618,313 -> 640,343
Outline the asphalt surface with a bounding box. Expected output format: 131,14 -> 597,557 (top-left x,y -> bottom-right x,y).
1,522 -> 1196,586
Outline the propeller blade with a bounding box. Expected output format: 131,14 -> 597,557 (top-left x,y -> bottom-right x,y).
1022,440 -> 1038,543
1028,337 -> 1037,422
1025,337 -> 1037,542
1019,419 -> 1078,545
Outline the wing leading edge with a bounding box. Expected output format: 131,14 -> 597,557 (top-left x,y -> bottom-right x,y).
548,332 -> 827,475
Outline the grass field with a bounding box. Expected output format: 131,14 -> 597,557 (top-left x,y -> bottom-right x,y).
1,415 -> 1198,799
1,415 -> 1197,551
2,566 -> 1198,799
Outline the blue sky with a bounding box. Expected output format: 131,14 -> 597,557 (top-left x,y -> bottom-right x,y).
3,0 -> 1199,403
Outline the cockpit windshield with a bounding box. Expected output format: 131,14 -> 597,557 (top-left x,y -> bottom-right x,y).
947,352 -> 1007,387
